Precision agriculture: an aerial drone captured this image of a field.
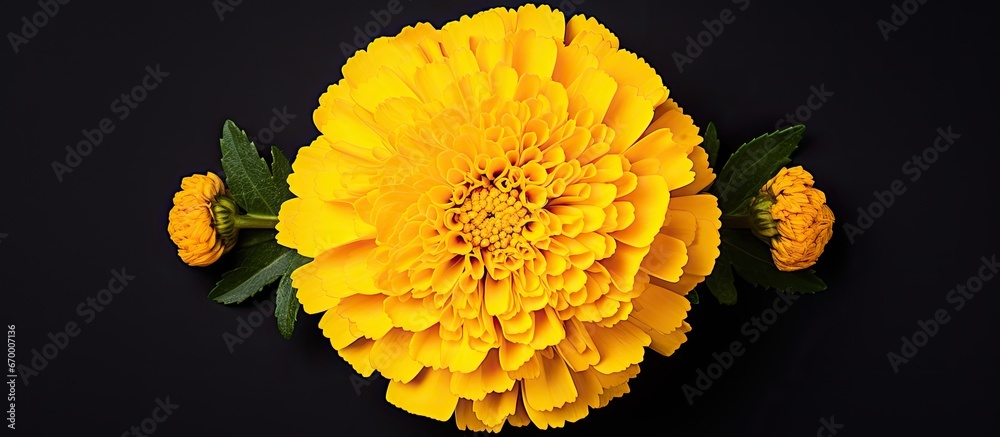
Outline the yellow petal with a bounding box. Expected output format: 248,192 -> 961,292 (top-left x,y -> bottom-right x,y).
671,145 -> 716,196
349,66 -> 420,114
588,321 -> 650,374
625,128 -> 695,190
593,363 -> 639,389
276,198 -> 376,258
516,4 -> 565,42
485,276 -> 513,316
554,318 -> 600,372
291,259 -> 339,314
630,283 -> 691,335
598,240 -> 648,292
552,44 -> 599,88
511,30 -> 558,79
455,399 -> 490,433
529,307 -> 566,350
641,100 -> 701,152
409,324 -> 444,369
371,328 -> 423,383
386,367 -> 459,421
383,295 -> 441,332
662,209 -> 697,246
286,138 -> 357,202
450,349 -> 516,401
565,14 -> 619,54
684,217 -> 723,277
318,310 -> 358,350
566,68 -> 617,123
300,239 -> 380,300
597,380 -> 629,408
339,338 -> 375,377
569,369 -> 603,409
669,195 -> 722,277
499,337 -> 535,371
473,386 -> 520,428
611,175 -> 670,248
316,99 -> 387,159
334,294 -> 393,340
441,10 -> 506,56
441,332 -> 489,373
639,233 -> 688,282
647,321 -> 691,356
603,85 -> 654,155
522,354 -> 578,411
599,49 -> 668,107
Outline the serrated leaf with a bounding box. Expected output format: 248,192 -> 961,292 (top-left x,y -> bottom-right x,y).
275,253 -> 310,339
703,122 -> 720,169
208,240 -> 300,304
705,248 -> 737,305
269,145 -> 292,194
220,120 -> 292,216
712,125 -> 805,214
721,229 -> 826,294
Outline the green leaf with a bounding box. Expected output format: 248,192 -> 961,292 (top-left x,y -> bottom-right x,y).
686,289 -> 700,305
219,121 -> 293,216
703,122 -> 720,169
208,240 -> 301,304
705,248 -> 738,305
234,229 -> 278,250
269,145 -> 292,195
712,125 -> 805,214
275,253 -> 310,339
721,229 -> 826,294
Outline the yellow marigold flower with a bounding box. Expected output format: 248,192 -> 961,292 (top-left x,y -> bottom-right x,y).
167,172 -> 238,266
277,4 -> 721,431
751,166 -> 835,272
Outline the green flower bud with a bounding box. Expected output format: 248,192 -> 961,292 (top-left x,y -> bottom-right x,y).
211,194 -> 240,252
749,193 -> 778,242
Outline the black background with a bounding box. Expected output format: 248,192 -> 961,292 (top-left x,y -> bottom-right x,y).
2,0 -> 998,435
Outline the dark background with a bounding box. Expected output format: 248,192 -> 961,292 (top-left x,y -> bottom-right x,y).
2,0 -> 998,435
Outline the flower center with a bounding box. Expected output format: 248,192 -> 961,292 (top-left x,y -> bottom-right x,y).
458,186 -> 528,252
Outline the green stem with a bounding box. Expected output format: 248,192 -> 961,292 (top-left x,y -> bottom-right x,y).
234,213 -> 279,229
721,214 -> 751,229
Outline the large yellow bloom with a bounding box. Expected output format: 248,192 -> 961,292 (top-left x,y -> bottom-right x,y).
167,172 -> 236,266
752,166 -> 834,272
276,5 -> 721,431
